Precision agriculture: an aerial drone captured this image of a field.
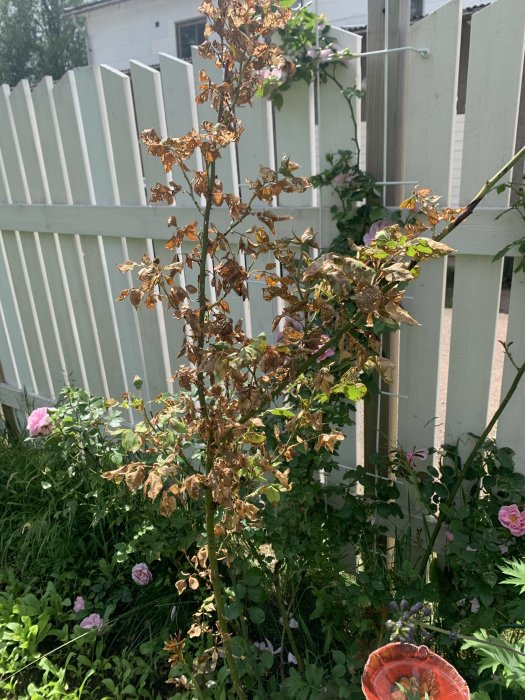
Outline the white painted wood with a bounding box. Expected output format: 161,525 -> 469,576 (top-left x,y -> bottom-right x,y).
191,46 -> 238,197
159,52 -> 203,202
236,98 -> 274,193
274,81 -> 315,207
446,0 -> 525,444
398,0 -> 461,454
130,60 -> 170,195
497,271 -> 525,471
100,65 -> 172,399
9,79 -> 74,397
32,77 -> 71,205
74,66 -> 118,206
52,70 -> 110,396
460,0 -> 525,208
445,255 -> 503,443
318,28 -> 362,173
0,203 -> 339,242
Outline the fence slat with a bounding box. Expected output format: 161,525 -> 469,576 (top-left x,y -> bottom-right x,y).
159,52 -> 202,205
445,0 -> 525,444
100,65 -> 172,399
274,82 -> 315,207
130,61 -> 170,195
398,0 -> 461,453
191,46 -> 239,197
497,270 -> 525,465
318,28 -> 362,173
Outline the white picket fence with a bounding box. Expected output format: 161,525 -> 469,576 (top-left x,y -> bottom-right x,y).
1,0 -> 525,473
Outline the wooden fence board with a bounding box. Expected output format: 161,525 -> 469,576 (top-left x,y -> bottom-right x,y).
497,269 -> 525,464
446,0 -> 525,444
129,61 -> 170,195
274,81 -> 314,207
398,0 -> 461,453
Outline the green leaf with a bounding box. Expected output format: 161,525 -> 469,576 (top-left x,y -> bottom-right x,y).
332,650 -> 346,665
121,429 -> 141,453
248,606 -> 265,624
225,601 -> 243,621
279,0 -> 296,7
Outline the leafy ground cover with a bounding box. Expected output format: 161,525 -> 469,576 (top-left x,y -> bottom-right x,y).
2,388 -> 525,698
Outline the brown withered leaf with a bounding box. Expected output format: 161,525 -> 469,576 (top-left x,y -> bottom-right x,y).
143,470 -> 164,501
115,289 -> 130,302
384,301 -> 419,325
175,579 -> 187,595
129,289 -> 144,309
315,431 -> 345,453
118,261 -> 137,273
188,575 -> 199,590
160,491 -> 177,517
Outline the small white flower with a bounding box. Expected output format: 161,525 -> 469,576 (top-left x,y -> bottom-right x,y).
288,652 -> 297,665
289,617 -> 299,629
470,597 -> 480,613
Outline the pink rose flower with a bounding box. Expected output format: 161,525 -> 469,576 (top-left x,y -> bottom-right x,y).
363,219 -> 392,245
445,531 -> 454,543
318,48 -> 333,61
498,504 -> 525,537
73,596 -> 85,613
132,562 -> 153,586
80,613 -> 103,630
27,407 -> 53,437
405,448 -> 429,467
316,335 -> 335,362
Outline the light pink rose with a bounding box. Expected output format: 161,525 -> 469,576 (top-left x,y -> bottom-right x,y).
332,172 -> 353,189
132,562 -> 153,586
73,596 -> 85,613
445,531 -> 454,543
363,219 -> 392,245
405,448 -> 429,467
498,504 -> 525,537
306,47 -> 320,59
318,48 -> 333,61
316,335 -> 335,362
27,407 -> 53,437
258,68 -> 271,80
80,613 -> 103,630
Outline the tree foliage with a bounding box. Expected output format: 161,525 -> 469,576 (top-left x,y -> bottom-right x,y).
0,0 -> 86,86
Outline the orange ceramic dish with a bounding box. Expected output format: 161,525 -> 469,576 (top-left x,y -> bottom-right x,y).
361,642 -> 470,699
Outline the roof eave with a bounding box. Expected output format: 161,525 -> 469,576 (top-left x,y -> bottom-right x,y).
64,0 -> 131,17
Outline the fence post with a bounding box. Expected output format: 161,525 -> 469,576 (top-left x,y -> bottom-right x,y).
365,0 -> 410,462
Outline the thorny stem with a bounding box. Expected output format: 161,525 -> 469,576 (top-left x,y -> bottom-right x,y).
326,69 -> 360,167
434,144 -> 525,242
195,85 -> 247,697
274,565 -> 305,675
417,357 -> 525,579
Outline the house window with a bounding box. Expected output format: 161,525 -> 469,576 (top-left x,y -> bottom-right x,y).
176,18 -> 206,62
411,0 -> 423,18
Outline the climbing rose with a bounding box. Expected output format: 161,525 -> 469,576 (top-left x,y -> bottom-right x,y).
73,596 -> 85,613
498,504 -> 525,537
363,219 -> 392,245
80,613 -> 103,630
27,407 -> 52,437
132,562 -> 153,586
405,448 -> 429,467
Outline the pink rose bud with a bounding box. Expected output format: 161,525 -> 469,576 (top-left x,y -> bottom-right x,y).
132,562 -> 153,586
73,596 -> 85,613
27,407 -> 53,437
79,613 -> 103,630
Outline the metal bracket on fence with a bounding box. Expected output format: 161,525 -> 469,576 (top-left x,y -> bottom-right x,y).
358,46 -> 430,58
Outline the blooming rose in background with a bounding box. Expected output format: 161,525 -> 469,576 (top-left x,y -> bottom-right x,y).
79,613 -> 103,630
132,562 -> 153,586
363,219 -> 392,245
498,504 -> 525,537
405,447 -> 429,468
73,596 -> 85,613
26,407 -> 53,437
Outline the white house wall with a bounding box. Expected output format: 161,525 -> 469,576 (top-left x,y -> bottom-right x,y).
85,0 -> 203,69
